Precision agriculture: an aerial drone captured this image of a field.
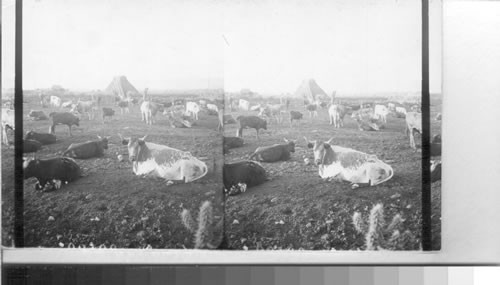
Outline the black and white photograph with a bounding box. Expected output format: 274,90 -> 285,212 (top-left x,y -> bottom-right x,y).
222,0 -> 442,251
2,0 -> 225,249
2,0 -> 442,251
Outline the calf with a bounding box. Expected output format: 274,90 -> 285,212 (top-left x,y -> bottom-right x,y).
25,131 -> 56,145
23,157 -> 82,191
223,161 -> 267,195
249,138 -> 296,162
102,107 -> 115,121
236,115 -> 267,139
305,137 -> 394,188
289,110 -> 303,126
28,110 -> 48,121
328,104 -> 347,128
49,112 -> 80,136
2,108 -> 15,145
62,136 -> 110,159
120,135 -> 208,183
223,136 -> 244,154
405,111 -> 422,149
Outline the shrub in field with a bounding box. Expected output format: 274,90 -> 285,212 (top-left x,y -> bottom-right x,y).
181,201 -> 222,249
352,203 -> 417,250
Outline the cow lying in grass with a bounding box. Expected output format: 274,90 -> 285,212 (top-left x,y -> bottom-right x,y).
23,157 -> 82,191
120,135 -> 208,184
223,160 -> 267,196
25,131 -> 57,145
223,136 -> 244,154
249,138 -> 296,162
305,137 -> 394,189
62,136 -> 110,159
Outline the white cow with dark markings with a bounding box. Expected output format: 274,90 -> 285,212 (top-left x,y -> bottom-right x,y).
121,135 -> 208,184
185,101 -> 201,120
305,137 -> 394,189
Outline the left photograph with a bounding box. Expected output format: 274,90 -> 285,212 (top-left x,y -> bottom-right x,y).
1,0 -> 225,248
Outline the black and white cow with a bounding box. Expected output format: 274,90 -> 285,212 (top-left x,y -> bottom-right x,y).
23,157 -> 81,191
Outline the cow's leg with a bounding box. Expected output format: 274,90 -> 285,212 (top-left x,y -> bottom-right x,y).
68,125 -> 73,137
256,129 -> 260,140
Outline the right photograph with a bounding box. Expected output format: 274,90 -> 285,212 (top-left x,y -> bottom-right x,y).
222,0 -> 442,251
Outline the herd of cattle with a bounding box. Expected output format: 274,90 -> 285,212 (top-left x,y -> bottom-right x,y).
221,96 -> 442,194
1,92 -> 442,194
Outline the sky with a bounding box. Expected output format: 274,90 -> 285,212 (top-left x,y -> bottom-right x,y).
1,0 -> 442,95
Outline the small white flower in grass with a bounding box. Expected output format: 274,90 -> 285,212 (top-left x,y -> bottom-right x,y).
232,219 -> 239,225
243,246 -> 248,250
58,242 -> 64,247
275,220 -> 285,225
48,216 -> 55,221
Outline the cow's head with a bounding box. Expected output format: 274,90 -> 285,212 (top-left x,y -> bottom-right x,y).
23,157 -> 39,179
283,138 -> 296,152
120,134 -> 148,162
97,135 -> 110,150
305,137 -> 334,165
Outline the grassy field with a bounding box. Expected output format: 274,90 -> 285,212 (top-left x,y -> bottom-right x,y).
2,93 -> 224,248
223,99 -> 442,250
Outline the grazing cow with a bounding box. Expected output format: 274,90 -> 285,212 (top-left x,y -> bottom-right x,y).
102,107 -> 115,121
1,108 -> 15,145
223,136 -> 244,154
373,104 -> 389,123
328,104 -> 347,128
23,139 -> 42,154
63,136 -> 110,159
50,96 -> 62,107
140,101 -> 163,125
305,137 -> 394,188
185,101 -> 201,120
49,112 -> 80,136
71,100 -> 98,120
405,112 -> 422,149
249,138 -> 296,162
25,131 -> 56,145
28,110 -> 48,121
117,100 -> 130,114
223,161 -> 267,195
305,103 -> 319,118
289,110 -> 303,126
120,135 -> 208,183
236,115 -> 267,139
239,99 -> 250,111
395,106 -> 407,118
431,160 -> 441,182
435,113 -> 442,121
23,157 -> 81,191
61,101 -> 73,109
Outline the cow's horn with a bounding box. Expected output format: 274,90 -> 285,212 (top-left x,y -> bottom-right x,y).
141,135 -> 148,141
326,137 -> 334,144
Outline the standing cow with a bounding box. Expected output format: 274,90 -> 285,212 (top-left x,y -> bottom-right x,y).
49,112 -> 80,136
405,112 -> 422,149
328,104 -> 347,128
185,101 -> 201,120
236,115 -> 267,139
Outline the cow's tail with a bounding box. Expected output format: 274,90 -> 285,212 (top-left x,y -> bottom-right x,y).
190,161 -> 210,183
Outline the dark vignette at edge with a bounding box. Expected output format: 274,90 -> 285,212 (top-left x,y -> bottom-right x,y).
421,0 -> 432,251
